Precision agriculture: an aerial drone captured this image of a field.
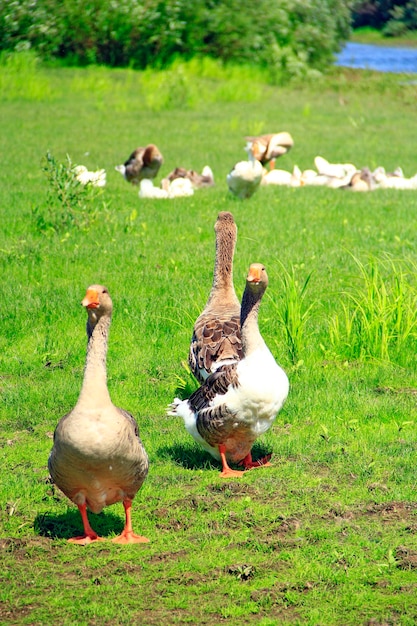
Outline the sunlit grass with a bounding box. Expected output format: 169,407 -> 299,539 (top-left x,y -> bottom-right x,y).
1,58 -> 417,625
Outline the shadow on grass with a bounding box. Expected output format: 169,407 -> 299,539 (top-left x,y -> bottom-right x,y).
34,508 -> 124,540
158,441 -> 273,471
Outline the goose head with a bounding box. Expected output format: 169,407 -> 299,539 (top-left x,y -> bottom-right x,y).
246,263 -> 268,295
214,211 -> 237,239
82,285 -> 112,327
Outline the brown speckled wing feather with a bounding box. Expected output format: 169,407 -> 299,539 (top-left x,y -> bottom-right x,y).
189,313 -> 242,383
188,364 -> 240,446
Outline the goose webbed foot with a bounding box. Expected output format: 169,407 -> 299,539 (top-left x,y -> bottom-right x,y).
238,452 -> 272,470
111,499 -> 150,544
218,444 -> 245,478
69,503 -> 104,545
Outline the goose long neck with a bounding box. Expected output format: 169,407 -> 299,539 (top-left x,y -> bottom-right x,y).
207,229 -> 238,307
240,287 -> 265,355
77,314 -> 112,408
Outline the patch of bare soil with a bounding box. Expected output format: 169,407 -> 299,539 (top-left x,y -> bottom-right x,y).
394,545 -> 417,569
0,601 -> 39,623
362,501 -> 417,523
148,549 -> 189,565
374,386 -> 417,396
0,536 -> 55,559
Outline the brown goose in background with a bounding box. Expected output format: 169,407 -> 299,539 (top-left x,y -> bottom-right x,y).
162,165 -> 214,189
245,132 -> 294,170
48,285 -> 149,545
170,264 -> 289,477
115,144 -> 163,184
189,211 -> 242,384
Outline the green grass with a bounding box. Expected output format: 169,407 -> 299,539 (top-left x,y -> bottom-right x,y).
1,54 -> 417,625
352,26 -> 417,48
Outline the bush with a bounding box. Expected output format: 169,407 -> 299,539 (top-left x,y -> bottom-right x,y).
0,0 -> 352,79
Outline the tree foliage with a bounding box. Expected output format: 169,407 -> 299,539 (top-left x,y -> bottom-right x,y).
352,1 -> 417,34
0,0 -> 352,78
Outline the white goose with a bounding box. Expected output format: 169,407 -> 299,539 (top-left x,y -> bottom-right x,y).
189,211 -> 242,384
139,177 -> 194,199
170,263 -> 289,477
48,285 -> 149,545
74,165 -> 106,187
227,145 -> 263,199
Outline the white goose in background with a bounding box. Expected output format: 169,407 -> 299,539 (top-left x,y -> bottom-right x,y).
314,155 -> 357,181
139,179 -> 169,199
74,165 -> 106,187
169,263 -> 289,478
375,166 -> 417,189
139,177 -> 194,199
189,211 -> 242,384
227,144 -> 263,199
261,168 -> 293,186
246,132 -> 294,170
48,285 -> 149,545
115,143 -> 164,185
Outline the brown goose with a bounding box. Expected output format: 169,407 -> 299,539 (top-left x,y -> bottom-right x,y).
48,285 -> 149,545
189,211 -> 242,384
162,165 -> 214,189
170,264 -> 289,477
115,144 -> 163,185
245,132 -> 294,170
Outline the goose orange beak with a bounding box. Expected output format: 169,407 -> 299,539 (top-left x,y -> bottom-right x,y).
82,288 -> 100,309
247,264 -> 262,283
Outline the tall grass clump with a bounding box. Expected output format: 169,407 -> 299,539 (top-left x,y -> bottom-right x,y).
329,254 -> 417,364
269,263 -> 315,366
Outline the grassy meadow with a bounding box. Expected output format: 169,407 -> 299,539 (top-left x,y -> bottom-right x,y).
2,54 -> 417,625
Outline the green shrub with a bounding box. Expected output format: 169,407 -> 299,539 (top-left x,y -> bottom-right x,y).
0,0 -> 352,80
33,151 -> 105,234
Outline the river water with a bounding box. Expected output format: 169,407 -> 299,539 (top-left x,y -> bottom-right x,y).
335,41 -> 417,73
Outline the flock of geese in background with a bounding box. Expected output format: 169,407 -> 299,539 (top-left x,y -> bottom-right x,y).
74,130 -> 417,198
48,211 -> 289,544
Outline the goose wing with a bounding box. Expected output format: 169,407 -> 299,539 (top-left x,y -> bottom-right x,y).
189,313 -> 242,382
188,364 -> 240,446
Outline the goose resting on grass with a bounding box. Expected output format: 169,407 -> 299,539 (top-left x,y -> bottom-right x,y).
115,144 -> 163,185
74,165 -> 106,187
189,211 -> 242,384
227,145 -> 263,199
169,263 -> 289,478
162,165 -> 214,190
48,285 -> 149,545
139,177 -> 194,198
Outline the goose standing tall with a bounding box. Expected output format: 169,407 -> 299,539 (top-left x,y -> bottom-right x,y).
227,145 -> 263,199
189,211 -> 242,384
170,264 -> 289,477
48,285 -> 149,545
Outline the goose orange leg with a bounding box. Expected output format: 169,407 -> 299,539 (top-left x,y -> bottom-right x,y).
239,452 -> 272,470
218,444 -> 245,478
112,499 -> 149,544
68,503 -> 104,545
